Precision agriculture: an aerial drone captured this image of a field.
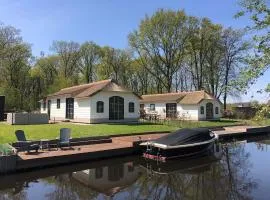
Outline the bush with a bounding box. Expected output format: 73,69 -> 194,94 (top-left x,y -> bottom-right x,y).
223,110 -> 235,118
230,107 -> 257,119
140,109 -> 146,119
253,104 -> 270,121
0,144 -> 16,156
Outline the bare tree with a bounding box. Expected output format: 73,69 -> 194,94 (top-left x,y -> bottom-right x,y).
221,28 -> 250,110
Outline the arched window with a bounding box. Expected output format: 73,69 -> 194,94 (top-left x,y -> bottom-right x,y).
129,102 -> 135,113
109,96 -> 124,120
96,101 -> 104,113
206,102 -> 214,119
215,107 -> 219,115
200,106 -> 204,115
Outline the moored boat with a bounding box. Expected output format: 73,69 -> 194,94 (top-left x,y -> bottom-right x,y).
140,144 -> 222,175
140,128 -> 218,162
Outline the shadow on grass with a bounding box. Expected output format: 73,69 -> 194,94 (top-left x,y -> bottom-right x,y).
102,122 -> 158,126
202,119 -> 240,123
90,119 -> 242,126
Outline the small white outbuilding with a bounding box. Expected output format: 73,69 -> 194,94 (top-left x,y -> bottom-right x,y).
140,91 -> 222,121
40,79 -> 140,123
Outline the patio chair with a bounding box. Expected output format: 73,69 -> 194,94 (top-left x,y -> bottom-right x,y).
57,128 -> 72,149
15,130 -> 40,153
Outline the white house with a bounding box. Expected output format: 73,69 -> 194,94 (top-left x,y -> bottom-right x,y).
40,79 -> 140,123
140,90 -> 222,121
72,162 -> 141,197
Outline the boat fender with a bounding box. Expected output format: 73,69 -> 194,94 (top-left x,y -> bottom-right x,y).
210,131 -> 215,137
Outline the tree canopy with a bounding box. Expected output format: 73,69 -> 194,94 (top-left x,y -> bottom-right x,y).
0,8 -> 252,111
236,0 -> 270,91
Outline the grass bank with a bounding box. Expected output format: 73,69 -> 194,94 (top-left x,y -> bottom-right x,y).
245,119 -> 270,126
0,122 -> 176,144
0,119 -> 247,144
157,118 -> 245,128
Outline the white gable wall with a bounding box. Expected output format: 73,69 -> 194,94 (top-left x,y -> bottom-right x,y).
41,97 -> 91,122
198,99 -> 222,120
40,97 -> 66,120
178,104 -> 199,120
89,91 -> 140,123
74,98 -> 91,123
49,97 -> 66,120
143,103 -> 164,118
143,102 -> 199,120
143,102 -> 171,119
142,100 -> 221,121
40,91 -> 139,123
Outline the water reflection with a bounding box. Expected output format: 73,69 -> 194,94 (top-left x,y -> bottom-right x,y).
0,139 -> 269,200
126,142 -> 256,200
72,162 -> 142,197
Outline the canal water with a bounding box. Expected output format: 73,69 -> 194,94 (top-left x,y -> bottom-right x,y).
0,137 -> 270,200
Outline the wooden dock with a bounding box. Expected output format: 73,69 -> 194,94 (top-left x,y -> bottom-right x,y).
213,125 -> 270,140
16,133 -> 166,171
2,125 -> 270,174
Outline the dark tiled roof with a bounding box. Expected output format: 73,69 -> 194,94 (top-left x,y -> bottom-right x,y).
140,92 -> 187,103
140,90 -> 221,105
47,79 -> 139,99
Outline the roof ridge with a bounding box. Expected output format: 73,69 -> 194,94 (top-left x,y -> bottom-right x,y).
141,90 -> 207,96
141,91 -> 190,96
60,79 -> 111,91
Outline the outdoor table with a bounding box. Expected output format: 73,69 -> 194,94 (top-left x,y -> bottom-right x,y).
40,139 -> 49,150
48,143 -> 58,151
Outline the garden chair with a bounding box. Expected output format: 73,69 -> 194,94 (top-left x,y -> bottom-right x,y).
15,130 -> 40,153
57,128 -> 72,149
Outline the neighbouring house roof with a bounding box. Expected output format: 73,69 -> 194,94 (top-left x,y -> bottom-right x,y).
140,92 -> 187,103
140,90 -> 221,105
46,79 -> 141,99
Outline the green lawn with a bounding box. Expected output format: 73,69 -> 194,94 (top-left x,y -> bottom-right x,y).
158,118 -> 246,128
245,119 -> 270,126
0,122 -> 176,144
0,119 -> 247,144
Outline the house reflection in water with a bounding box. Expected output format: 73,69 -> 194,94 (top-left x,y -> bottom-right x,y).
72,162 -> 142,196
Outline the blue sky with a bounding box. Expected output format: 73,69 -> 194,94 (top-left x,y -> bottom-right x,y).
0,0 -> 269,102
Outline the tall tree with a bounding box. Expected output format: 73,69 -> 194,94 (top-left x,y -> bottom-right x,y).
35,55 -> 60,87
204,23 -> 224,98
236,0 -> 270,89
99,46 -> 132,85
79,41 -> 101,83
50,41 -> 81,84
187,18 -> 223,93
129,9 -> 191,92
0,23 -> 32,110
221,28 -> 250,110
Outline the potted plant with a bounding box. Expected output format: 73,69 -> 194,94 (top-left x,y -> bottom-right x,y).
0,144 -> 17,173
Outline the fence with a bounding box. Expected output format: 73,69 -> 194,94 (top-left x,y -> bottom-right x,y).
7,113 -> 49,125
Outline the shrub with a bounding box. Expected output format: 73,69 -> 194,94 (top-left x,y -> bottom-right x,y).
0,144 -> 16,156
140,109 -> 146,119
253,104 -> 270,121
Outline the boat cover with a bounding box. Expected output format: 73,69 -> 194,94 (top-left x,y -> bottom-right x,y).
152,128 -> 213,146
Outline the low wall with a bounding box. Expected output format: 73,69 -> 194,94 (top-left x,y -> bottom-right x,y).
7,113 -> 49,125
